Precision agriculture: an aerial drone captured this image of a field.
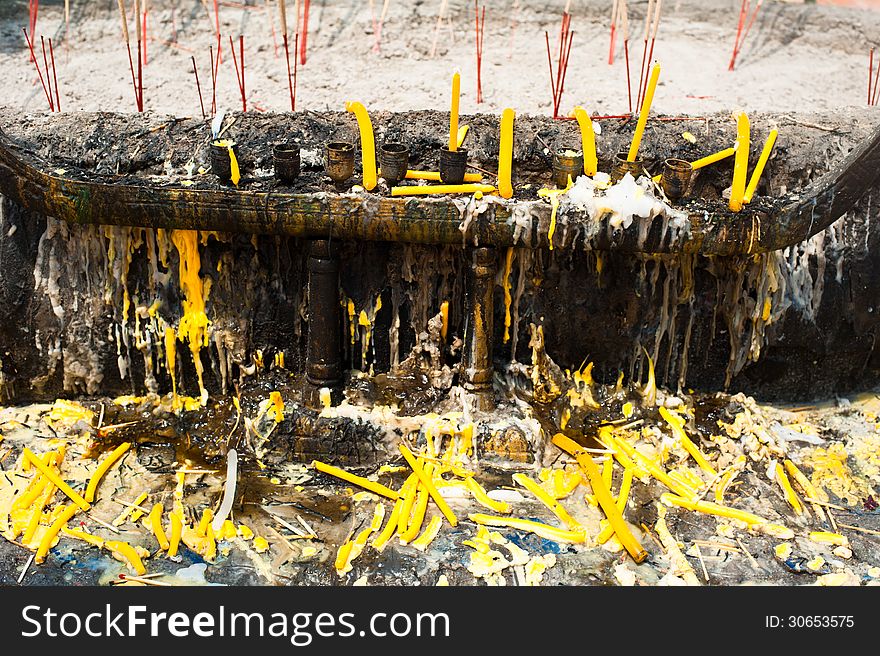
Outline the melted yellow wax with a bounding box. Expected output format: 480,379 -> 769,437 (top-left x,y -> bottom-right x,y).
170,231 -> 211,406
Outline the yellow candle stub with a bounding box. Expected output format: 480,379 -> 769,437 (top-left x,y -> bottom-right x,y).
573,106 -> 597,176
449,72 -> 461,152
628,62 -> 661,162
390,183 -> 495,197
497,108 -> 515,199
743,129 -> 778,204
729,112 -> 750,212
345,101 -> 377,191
691,146 -> 736,170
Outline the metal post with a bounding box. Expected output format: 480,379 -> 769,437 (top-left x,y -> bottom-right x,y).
463,246 -> 496,410
305,239 -> 341,406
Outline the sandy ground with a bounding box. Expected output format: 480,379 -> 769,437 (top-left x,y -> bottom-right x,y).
2,0 -> 880,120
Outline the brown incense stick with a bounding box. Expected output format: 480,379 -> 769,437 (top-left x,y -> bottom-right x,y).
192,56 -> 206,119
49,38 -> 60,112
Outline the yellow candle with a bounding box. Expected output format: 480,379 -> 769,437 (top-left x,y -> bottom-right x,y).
104,539 -> 147,575
659,407 -> 716,476
61,527 -> 105,548
809,531 -> 848,547
35,503 -> 79,563
13,453 -> 56,510
373,497 -> 404,551
197,508 -> 213,535
312,459 -> 401,500
660,493 -> 767,525
23,482 -> 56,545
85,442 -> 131,502
513,473 -> 582,530
167,511 -> 183,557
456,125 -> 469,149
774,462 -> 803,516
608,434 -> 694,498
552,433 -> 647,562
465,476 -> 511,514
783,459 -> 828,502
400,469 -> 432,544
497,108 -> 515,199
627,62 -> 661,162
729,111 -> 750,211
396,473 -> 420,534
411,515 -> 443,551
469,513 -> 587,544
691,146 -> 736,170
390,183 -> 495,197
743,128 -> 777,203
573,106 -> 597,176
23,448 -> 90,511
379,169 -> 482,182
399,444 -> 458,526
345,101 -> 378,191
449,71 -> 460,152
149,503 -> 170,550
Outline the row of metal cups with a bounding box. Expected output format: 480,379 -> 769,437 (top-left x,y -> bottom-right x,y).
209,140 -> 472,188
211,139 -> 693,200
551,148 -> 694,200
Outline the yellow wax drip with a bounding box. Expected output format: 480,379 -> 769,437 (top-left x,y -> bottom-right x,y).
502,247 -> 514,343
170,230 -> 211,405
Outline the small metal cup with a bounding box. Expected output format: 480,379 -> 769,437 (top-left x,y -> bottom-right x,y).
325,141 -> 355,187
379,142 -> 409,186
660,158 -> 693,200
611,151 -> 644,183
439,147 -> 468,184
552,148 -> 584,188
210,142 -> 240,184
273,143 -> 301,184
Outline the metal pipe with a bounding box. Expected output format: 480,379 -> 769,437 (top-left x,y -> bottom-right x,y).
463,246 -> 496,410
305,239 -> 342,406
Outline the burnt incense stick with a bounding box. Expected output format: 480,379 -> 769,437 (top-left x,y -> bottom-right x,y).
621,0 -> 632,114
40,36 -> 55,112
639,0 -> 662,109
49,37 -> 60,112
22,29 -> 53,110
229,34 -> 246,112
192,56 -> 206,119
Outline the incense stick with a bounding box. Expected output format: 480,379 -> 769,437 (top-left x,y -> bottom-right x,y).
192,56 -> 206,120
639,0 -> 662,108
621,0 -> 632,114
475,1 -> 486,104
229,35 -> 246,112
299,0 -> 310,65
22,29 -> 53,111
40,35 -> 55,112
608,0 -> 619,65
49,38 -> 60,112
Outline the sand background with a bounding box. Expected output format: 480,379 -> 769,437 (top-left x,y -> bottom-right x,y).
2,0 -> 880,120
